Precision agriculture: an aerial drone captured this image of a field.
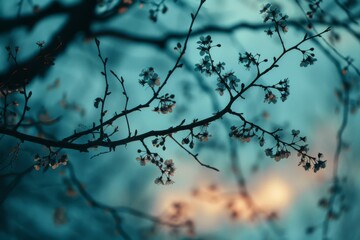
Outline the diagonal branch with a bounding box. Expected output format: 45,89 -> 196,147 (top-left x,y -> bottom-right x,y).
168,134 -> 219,172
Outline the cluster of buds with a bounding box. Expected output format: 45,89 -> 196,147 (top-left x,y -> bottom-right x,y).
298,153 -> 326,173
289,129 -> 326,172
139,67 -> 160,88
154,159 -> 176,185
264,90 -> 277,104
216,71 -> 240,96
163,159 -> 176,177
34,154 -> 68,171
194,125 -> 211,142
229,125 -> 255,143
265,147 -> 291,161
306,0 -> 322,19
263,78 -> 290,103
136,151 -> 169,168
154,176 -> 174,185
152,136 -> 167,151
238,52 -> 258,70
260,3 -> 289,33
194,35 -> 221,76
153,93 -> 176,114
182,124 -> 211,150
181,136 -> 194,149
262,78 -> 290,104
194,55 -> 213,76
195,130 -> 210,142
196,35 -> 213,56
136,149 -> 176,185
300,48 -> 317,67
147,0 -> 168,22
135,154 -> 152,166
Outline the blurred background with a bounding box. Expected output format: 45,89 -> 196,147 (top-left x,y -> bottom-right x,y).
0,0 -> 359,239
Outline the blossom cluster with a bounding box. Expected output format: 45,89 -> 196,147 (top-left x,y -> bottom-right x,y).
182,124 -> 211,149
34,153 -> 68,171
152,136 -> 167,151
143,0 -> 168,22
196,35 -> 213,56
238,52 -> 258,70
195,36 -> 240,96
194,128 -> 211,142
154,159 -> 176,185
306,0 -> 323,19
194,35 -> 222,76
229,125 -> 255,143
216,71 -> 240,96
139,67 -> 160,88
136,149 -> 176,185
153,93 -> 176,114
264,145 -> 291,162
260,3 -> 289,33
300,48 -> 317,67
289,129 -> 327,172
263,78 -> 290,103
229,123 -> 327,172
298,153 -> 326,172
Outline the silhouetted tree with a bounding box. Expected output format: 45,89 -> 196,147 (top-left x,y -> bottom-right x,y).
1,0 -> 359,239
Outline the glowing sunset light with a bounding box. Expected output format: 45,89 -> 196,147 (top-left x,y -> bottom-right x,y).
153,176 -> 293,234
155,193 -> 195,223
254,177 -> 293,211
155,186 -> 226,231
228,197 -> 254,220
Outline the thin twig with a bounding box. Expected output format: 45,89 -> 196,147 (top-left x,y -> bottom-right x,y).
110,70 -> 131,138
168,134 -> 219,172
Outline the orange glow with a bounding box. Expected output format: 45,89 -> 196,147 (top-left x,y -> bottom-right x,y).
228,197 -> 253,220
154,176 -> 294,232
253,177 -> 292,211
162,201 -> 192,224
155,192 -> 195,223
155,187 -> 225,231
191,184 -> 226,217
